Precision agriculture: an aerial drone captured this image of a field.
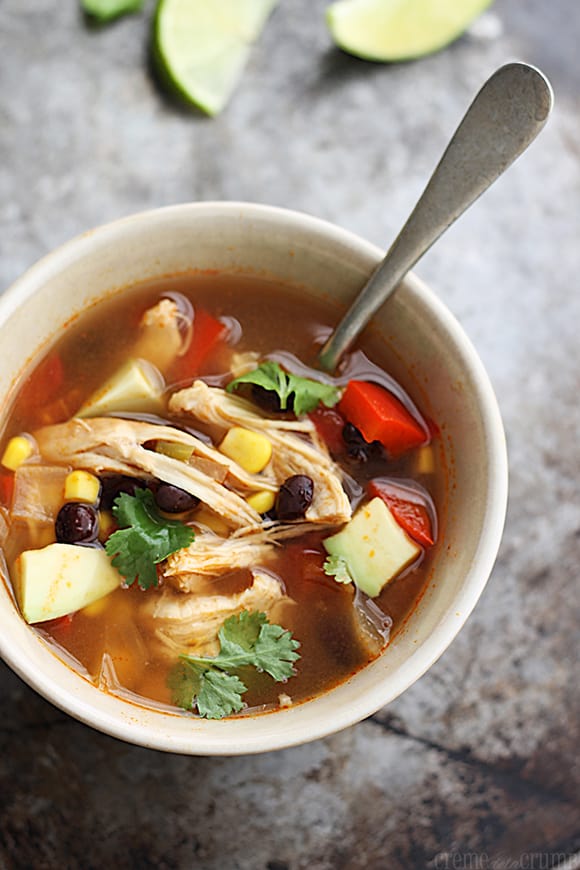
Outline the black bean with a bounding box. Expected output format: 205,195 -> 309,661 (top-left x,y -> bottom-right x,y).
342,423 -> 382,461
276,475 -> 314,521
55,503 -> 99,544
251,385 -> 294,414
154,483 -> 200,514
99,475 -> 148,510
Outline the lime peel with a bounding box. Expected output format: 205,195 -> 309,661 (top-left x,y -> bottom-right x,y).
154,0 -> 279,116
326,0 -> 495,62
82,0 -> 143,23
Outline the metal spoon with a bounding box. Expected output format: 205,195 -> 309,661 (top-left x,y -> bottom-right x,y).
318,62 -> 553,372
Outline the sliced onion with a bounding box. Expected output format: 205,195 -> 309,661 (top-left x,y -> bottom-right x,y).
353,587 -> 392,654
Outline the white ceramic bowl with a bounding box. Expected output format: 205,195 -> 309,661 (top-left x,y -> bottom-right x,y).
0,203 -> 507,754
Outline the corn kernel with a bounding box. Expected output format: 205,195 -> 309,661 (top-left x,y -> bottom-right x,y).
64,470 -> 100,504
414,445 -> 435,475
155,440 -> 194,462
98,510 -> 116,543
219,427 -> 272,474
246,490 -> 276,514
1,435 -> 34,471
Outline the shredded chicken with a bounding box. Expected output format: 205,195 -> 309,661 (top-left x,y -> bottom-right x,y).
144,568 -> 289,658
34,417 -> 263,529
132,298 -> 186,374
164,521 -> 331,593
170,379 -> 315,433
0,506 -> 8,548
169,381 -> 352,524
164,529 -> 276,592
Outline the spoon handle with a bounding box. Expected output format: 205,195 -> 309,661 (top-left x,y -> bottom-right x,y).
318,62 -> 553,372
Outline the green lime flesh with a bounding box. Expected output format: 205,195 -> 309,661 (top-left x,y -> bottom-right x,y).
327,0 -> 495,62
153,0 -> 279,116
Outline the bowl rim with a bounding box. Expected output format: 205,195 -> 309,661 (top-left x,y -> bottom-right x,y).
0,201 -> 508,754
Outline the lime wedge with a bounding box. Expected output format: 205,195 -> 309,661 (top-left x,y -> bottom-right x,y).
153,0 -> 279,116
327,0 -> 494,62
82,0 -> 143,22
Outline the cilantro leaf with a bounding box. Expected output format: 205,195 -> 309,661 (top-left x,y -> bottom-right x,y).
82,0 -> 143,23
196,670 -> 247,719
290,372 -> 340,416
228,361 -> 293,407
217,610 -> 267,659
323,554 -> 353,585
167,660 -> 202,711
188,611 -> 300,675
168,660 -> 246,719
251,622 -> 302,681
105,489 -> 195,589
227,361 -> 339,416
169,610 -> 301,719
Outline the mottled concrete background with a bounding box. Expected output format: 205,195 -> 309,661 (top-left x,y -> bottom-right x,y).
0,1 -> 579,868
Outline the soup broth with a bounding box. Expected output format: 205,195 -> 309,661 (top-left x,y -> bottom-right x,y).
0,273 -> 444,717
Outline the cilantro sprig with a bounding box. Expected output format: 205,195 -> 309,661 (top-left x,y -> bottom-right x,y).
105,489 -> 195,590
169,610 -> 301,719
323,554 -> 354,585
227,361 -> 339,417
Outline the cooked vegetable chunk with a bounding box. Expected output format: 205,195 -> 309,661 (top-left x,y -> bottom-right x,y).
76,359 -> 164,418
14,543 -> 122,624
2,436 -> 34,471
154,440 -> 194,462
172,308 -> 226,380
323,497 -> 421,597
338,380 -> 427,457
64,469 -> 101,504
218,426 -> 272,473
368,479 -> 435,547
10,465 -> 69,526
246,490 -> 276,514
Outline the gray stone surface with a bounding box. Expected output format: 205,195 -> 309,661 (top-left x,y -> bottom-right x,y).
0,1 -> 579,868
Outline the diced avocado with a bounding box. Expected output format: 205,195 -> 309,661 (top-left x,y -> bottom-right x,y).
13,543 -> 122,624
323,497 -> 420,597
76,358 -> 164,418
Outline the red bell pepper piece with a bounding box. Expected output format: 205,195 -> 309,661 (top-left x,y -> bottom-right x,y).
308,407 -> 346,455
338,380 -> 427,457
368,479 -> 435,547
172,308 -> 227,381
